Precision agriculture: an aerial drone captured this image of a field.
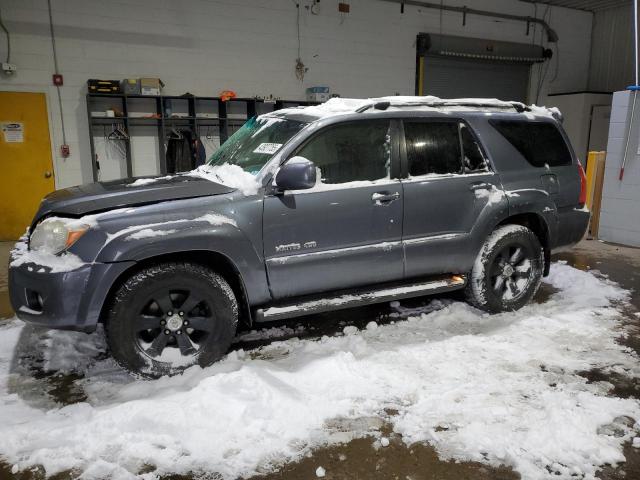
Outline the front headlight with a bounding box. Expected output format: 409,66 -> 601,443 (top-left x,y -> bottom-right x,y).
30,217 -> 90,254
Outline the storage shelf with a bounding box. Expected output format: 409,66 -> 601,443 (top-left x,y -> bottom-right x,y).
86,92 -> 318,182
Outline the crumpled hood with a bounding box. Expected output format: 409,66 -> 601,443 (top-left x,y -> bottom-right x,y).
33,175 -> 235,225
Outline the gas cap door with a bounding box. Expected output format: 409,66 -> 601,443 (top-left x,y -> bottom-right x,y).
540,173 -> 559,195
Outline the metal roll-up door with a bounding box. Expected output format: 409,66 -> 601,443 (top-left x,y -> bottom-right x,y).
422,55 -> 530,102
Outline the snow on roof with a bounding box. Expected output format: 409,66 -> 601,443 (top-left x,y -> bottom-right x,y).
275,96 -> 561,121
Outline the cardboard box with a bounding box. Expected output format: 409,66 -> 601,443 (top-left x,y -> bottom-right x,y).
306,86 -> 330,103
306,86 -> 330,94
140,77 -> 164,96
307,92 -> 330,102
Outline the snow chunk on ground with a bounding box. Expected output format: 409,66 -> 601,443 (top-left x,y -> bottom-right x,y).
189,163 -> 260,196
0,264 -> 638,480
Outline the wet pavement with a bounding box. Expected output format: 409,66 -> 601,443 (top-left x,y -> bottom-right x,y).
0,239 -> 639,479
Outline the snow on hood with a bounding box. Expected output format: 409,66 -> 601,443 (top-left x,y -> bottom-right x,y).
188,163 -> 260,196
276,96 -> 561,120
0,264 -> 639,479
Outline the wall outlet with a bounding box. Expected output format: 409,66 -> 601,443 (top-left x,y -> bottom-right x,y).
1,63 -> 17,75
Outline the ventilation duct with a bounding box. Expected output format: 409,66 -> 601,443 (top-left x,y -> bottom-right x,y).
417,33 -> 553,64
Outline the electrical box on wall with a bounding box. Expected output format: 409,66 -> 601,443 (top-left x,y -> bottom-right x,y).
2,63 -> 17,75
338,2 -> 350,13
60,144 -> 70,157
53,74 -> 63,86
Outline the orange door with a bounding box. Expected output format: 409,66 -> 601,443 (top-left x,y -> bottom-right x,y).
0,92 -> 55,240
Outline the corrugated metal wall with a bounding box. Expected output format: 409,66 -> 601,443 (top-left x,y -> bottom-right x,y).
588,5 -> 635,91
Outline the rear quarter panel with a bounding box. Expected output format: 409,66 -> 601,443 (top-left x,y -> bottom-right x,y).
466,114 -> 574,247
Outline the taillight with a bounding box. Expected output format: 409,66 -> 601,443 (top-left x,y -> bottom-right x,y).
578,162 -> 587,206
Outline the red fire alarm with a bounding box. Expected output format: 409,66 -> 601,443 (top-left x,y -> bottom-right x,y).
52,74 -> 63,86
338,2 -> 350,13
60,144 -> 70,157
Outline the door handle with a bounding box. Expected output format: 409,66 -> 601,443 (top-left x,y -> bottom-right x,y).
44,171 -> 52,178
469,182 -> 492,191
372,191 -> 400,204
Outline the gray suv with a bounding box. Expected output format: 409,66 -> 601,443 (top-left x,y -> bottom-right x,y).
9,97 -> 590,377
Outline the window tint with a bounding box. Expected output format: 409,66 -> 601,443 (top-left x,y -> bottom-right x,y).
296,120 -> 391,184
491,120 -> 572,167
460,123 -> 488,172
404,122 -> 461,176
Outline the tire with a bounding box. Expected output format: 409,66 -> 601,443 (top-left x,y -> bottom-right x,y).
465,224 -> 544,313
105,262 -> 238,378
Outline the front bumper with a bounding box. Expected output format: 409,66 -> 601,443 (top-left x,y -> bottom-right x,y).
9,251 -> 135,332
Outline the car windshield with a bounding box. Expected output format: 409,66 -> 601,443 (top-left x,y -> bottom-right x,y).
208,116 -> 307,174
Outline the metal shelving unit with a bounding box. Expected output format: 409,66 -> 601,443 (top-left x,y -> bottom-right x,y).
86,93 -> 317,182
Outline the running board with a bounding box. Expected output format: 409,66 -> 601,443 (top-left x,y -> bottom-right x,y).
255,275 -> 466,322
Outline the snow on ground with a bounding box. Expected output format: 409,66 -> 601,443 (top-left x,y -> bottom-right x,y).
0,264 -> 639,479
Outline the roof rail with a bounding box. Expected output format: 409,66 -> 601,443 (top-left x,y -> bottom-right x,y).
355,100 -> 530,114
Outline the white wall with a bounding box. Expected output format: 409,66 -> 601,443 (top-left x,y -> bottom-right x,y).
0,0 -> 593,188
599,90 -> 640,247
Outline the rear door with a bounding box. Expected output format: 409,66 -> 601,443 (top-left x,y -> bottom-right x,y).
263,119 -> 404,299
400,118 -> 506,278
489,119 -> 579,209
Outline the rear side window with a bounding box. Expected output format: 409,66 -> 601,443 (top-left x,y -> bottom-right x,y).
460,123 -> 488,172
490,120 -> 572,167
404,122 -> 461,175
296,120 -> 391,184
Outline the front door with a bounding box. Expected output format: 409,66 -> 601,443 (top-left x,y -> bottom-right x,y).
0,92 -> 55,240
400,119 -> 506,277
263,119 -> 404,299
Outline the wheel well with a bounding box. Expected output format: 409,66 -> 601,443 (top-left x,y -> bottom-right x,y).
498,213 -> 551,275
99,251 -> 252,327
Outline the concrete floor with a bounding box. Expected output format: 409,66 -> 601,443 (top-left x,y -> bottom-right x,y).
1,239 -> 640,479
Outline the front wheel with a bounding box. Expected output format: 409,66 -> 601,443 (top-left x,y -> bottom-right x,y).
465,224 -> 543,313
105,262 -> 238,377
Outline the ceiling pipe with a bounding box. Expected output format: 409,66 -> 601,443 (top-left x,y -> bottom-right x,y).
380,0 -> 559,42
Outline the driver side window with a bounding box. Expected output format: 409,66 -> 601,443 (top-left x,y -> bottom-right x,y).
296,120 -> 392,185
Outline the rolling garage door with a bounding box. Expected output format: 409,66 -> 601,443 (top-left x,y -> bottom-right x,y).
421,55 -> 530,102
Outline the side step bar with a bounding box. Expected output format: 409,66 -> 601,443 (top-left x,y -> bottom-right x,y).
254,275 -> 466,323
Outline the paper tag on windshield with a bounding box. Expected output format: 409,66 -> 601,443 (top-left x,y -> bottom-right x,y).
253,143 -> 282,154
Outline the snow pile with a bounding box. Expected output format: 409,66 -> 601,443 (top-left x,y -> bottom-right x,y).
189,164 -> 260,196
9,238 -> 86,273
108,212 -> 237,243
126,176 -> 174,187
0,264 -> 638,480
125,228 -> 178,240
277,96 -> 561,120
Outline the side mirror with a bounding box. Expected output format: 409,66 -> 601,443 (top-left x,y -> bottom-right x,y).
274,157 -> 317,192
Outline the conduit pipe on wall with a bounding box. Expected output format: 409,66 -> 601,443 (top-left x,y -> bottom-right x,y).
380,0 -> 559,42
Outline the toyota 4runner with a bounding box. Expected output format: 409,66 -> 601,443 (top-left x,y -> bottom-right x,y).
9,97 -> 590,377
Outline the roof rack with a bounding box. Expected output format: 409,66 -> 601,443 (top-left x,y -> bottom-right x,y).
355,100 -> 530,114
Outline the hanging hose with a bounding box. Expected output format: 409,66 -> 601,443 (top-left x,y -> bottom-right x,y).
619,0 -> 640,181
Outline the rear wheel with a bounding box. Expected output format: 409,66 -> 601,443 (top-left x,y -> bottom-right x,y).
465,224 -> 543,313
105,262 -> 238,377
